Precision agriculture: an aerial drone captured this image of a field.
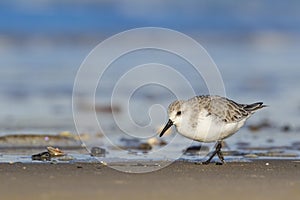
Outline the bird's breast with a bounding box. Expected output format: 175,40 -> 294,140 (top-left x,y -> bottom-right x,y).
176,116 -> 246,142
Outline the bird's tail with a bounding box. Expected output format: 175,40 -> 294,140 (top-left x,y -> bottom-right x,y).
244,102 -> 267,112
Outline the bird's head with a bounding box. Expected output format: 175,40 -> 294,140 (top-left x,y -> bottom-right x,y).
159,100 -> 184,137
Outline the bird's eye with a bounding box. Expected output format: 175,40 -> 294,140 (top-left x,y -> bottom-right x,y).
176,111 -> 182,116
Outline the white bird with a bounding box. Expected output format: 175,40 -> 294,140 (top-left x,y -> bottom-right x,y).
159,95 -> 266,164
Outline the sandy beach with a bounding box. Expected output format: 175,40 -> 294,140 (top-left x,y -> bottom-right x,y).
0,160 -> 299,200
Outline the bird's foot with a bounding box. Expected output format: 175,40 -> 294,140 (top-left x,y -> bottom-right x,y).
201,160 -> 211,165
201,160 -> 225,165
200,141 -> 226,165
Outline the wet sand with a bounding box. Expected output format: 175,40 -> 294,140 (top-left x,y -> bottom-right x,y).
0,160 -> 299,200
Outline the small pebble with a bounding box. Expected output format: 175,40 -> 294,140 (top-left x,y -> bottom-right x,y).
281,125 -> 291,132
100,161 -> 107,166
266,138 -> 274,143
31,152 -> 51,161
90,147 -> 106,157
265,162 -> 269,166
138,143 -> 152,151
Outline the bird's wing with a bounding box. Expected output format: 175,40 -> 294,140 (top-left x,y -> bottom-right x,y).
205,96 -> 250,123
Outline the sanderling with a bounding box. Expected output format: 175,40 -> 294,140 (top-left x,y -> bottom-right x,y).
159,95 -> 266,164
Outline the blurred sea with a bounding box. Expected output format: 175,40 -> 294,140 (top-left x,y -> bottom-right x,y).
0,0 -> 300,162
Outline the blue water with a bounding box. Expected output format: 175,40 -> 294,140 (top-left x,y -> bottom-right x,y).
0,1 -> 300,164
1,0 -> 300,34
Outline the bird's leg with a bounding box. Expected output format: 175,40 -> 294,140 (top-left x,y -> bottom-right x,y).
201,149 -> 218,165
216,142 -> 225,164
202,141 -> 225,165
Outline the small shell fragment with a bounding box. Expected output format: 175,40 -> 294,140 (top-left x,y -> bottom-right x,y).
47,146 -> 65,157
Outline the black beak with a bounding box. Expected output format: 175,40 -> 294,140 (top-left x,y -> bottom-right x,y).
159,119 -> 173,137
